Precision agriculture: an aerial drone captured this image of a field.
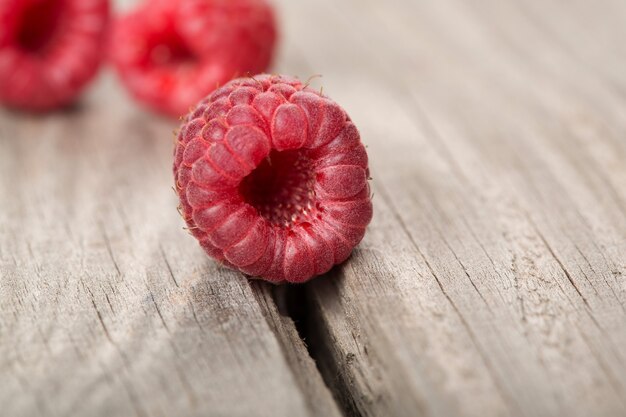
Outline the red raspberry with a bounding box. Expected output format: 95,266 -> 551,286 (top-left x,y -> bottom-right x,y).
110,0 -> 277,117
0,0 -> 109,110
173,75 -> 373,283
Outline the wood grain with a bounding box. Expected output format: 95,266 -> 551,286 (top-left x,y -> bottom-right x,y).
276,0 -> 626,416
0,75 -> 340,417
2,0 -> 626,416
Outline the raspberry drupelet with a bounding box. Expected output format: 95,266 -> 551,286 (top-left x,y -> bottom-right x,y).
0,0 -> 109,110
174,75 -> 373,284
109,0 -> 277,117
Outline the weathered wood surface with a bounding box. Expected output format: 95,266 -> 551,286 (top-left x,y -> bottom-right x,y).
0,73 -> 341,417
283,0 -> 626,416
1,0 -> 626,416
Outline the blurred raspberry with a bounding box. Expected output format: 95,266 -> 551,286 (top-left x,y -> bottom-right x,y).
174,75 -> 372,283
110,0 -> 277,117
0,0 -> 109,111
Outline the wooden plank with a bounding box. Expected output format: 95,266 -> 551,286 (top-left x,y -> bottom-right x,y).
273,0 -> 626,416
2,0 -> 626,416
0,74 -> 341,417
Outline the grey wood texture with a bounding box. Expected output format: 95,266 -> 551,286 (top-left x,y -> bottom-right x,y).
0,75 -> 341,417
2,0 -> 626,416
281,0 -> 626,416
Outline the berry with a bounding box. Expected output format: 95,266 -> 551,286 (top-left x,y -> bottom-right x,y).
0,0 -> 109,110
173,75 -> 373,283
110,0 -> 277,117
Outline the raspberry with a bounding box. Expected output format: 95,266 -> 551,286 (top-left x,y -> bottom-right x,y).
0,0 -> 109,110
110,0 -> 277,117
173,75 -> 373,283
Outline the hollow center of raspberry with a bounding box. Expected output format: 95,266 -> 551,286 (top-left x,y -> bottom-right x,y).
16,0 -> 64,53
148,33 -> 195,68
240,150 -> 317,227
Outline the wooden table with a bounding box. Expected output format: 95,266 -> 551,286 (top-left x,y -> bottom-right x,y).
2,0 -> 626,416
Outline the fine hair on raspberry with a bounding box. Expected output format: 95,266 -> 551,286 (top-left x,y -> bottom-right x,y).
174,74 -> 373,283
0,0 -> 109,110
